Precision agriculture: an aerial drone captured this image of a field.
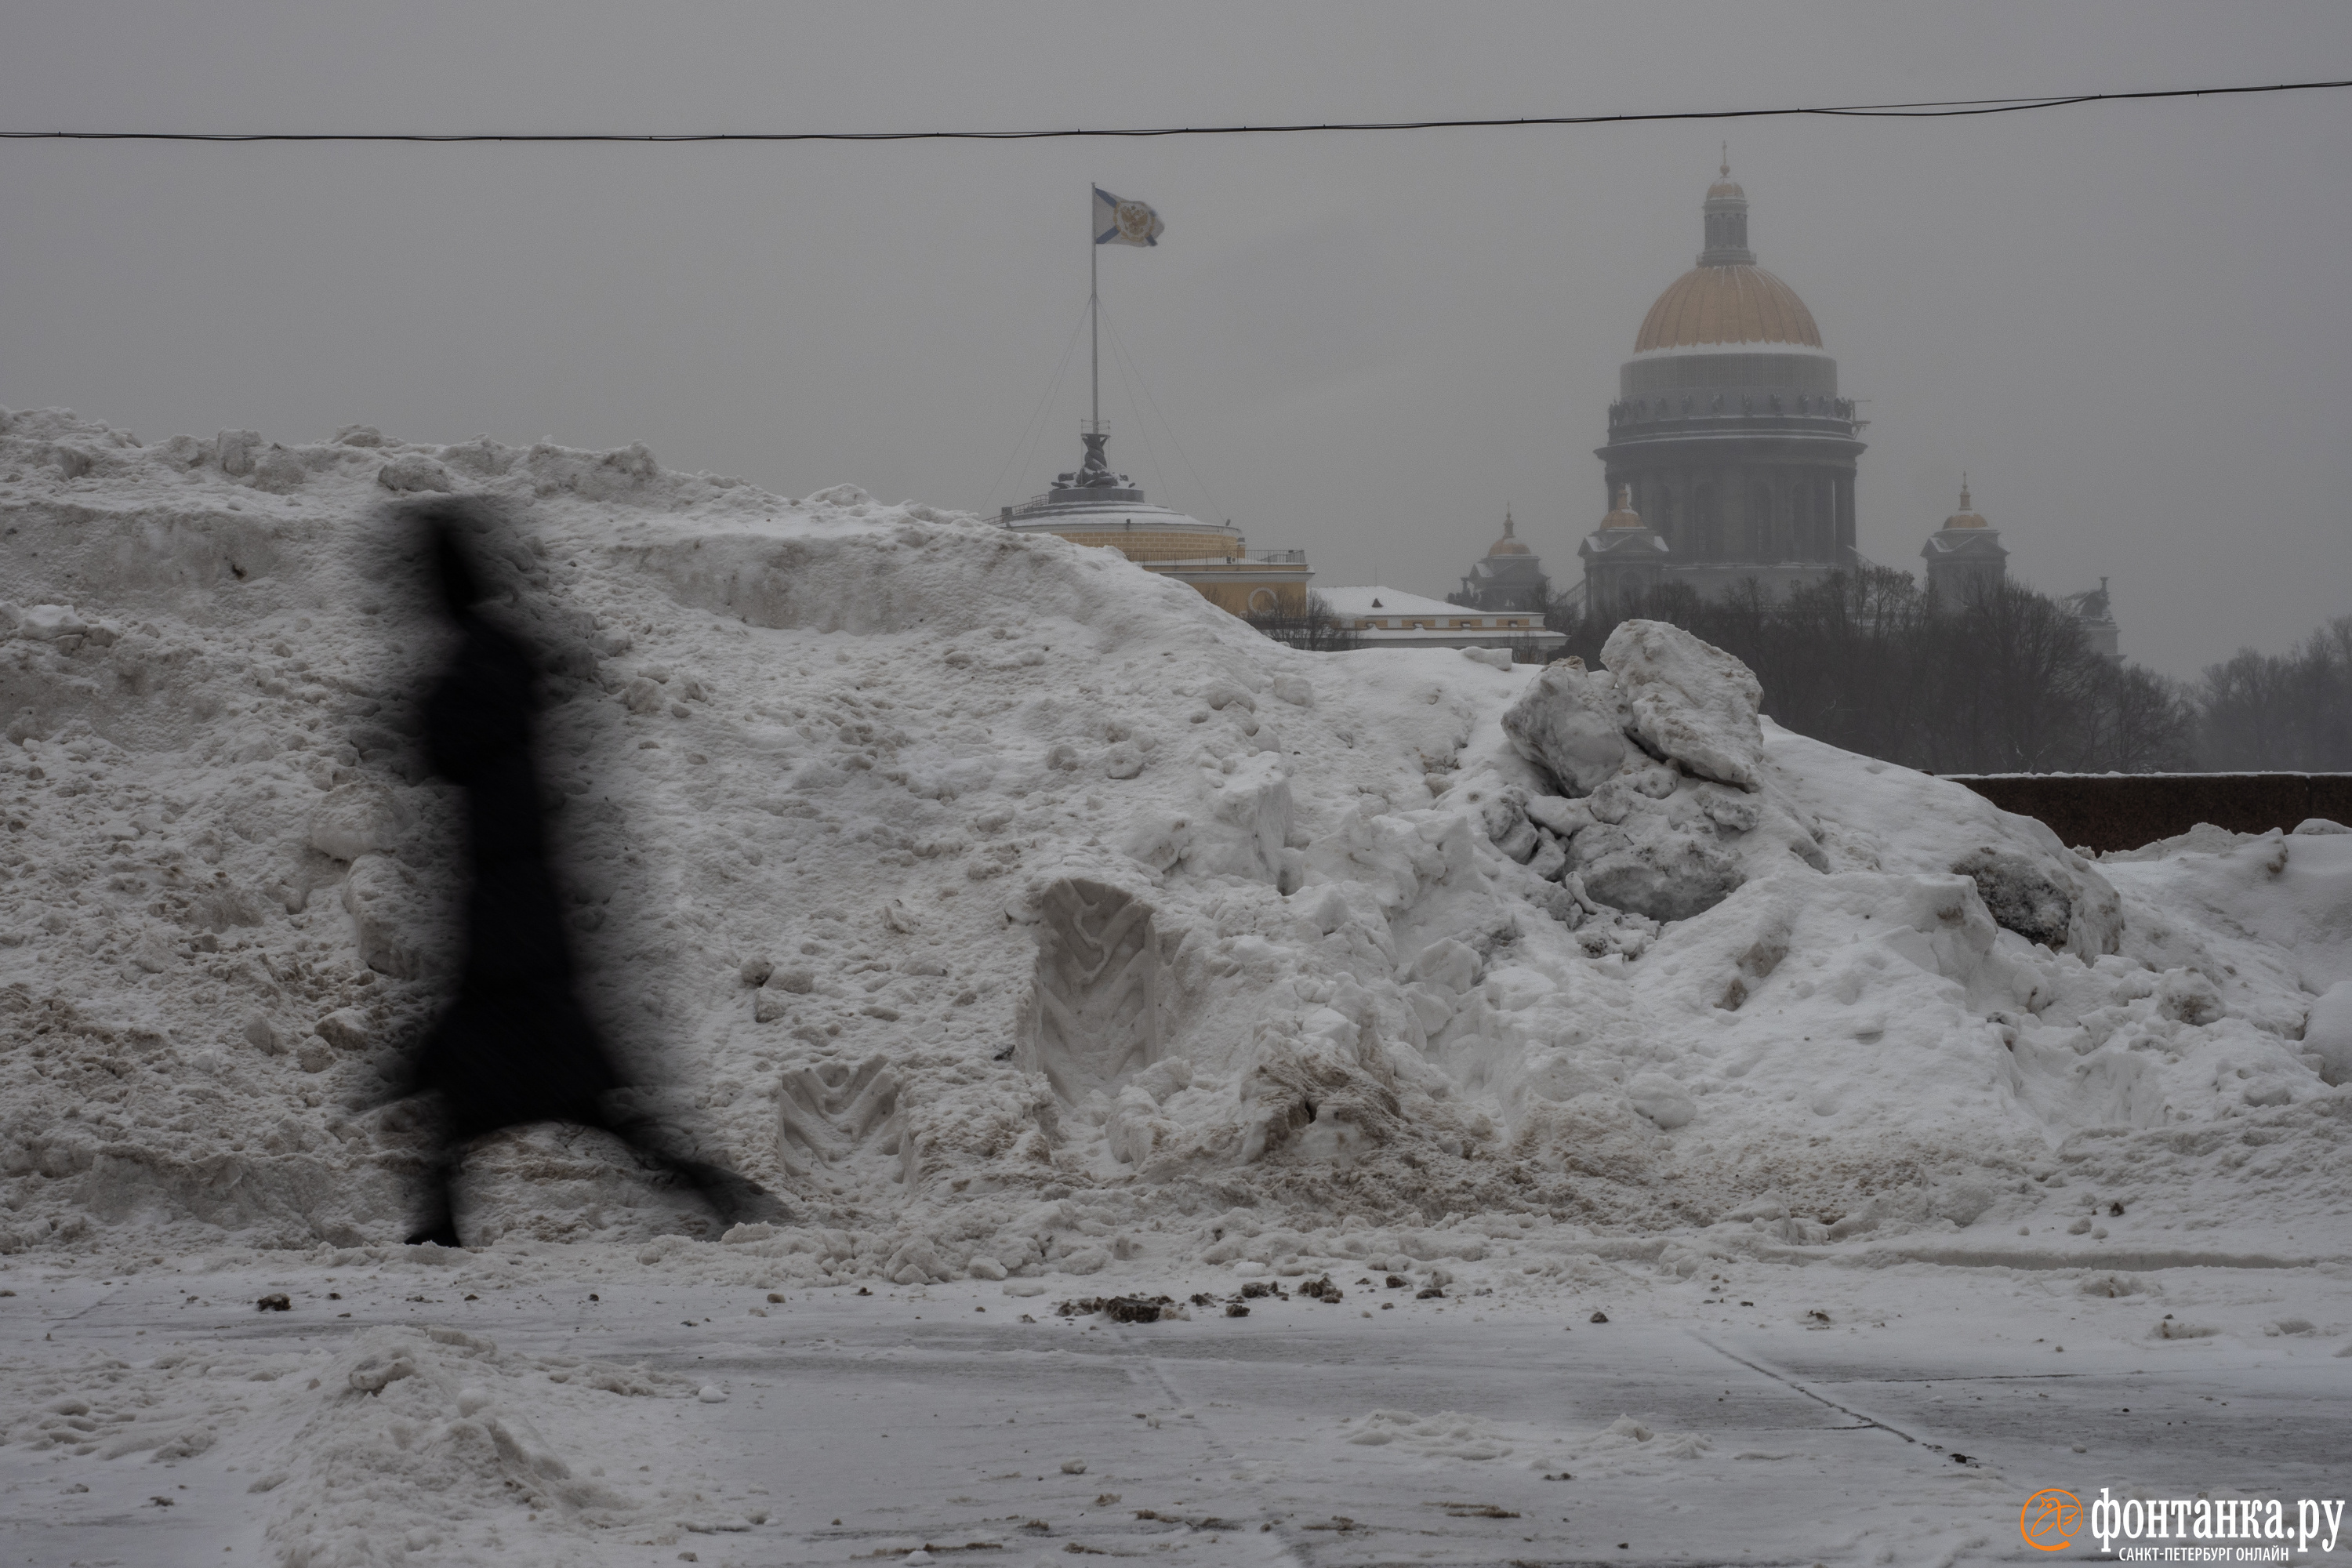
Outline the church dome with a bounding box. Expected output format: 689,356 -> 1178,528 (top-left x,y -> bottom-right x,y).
1634,162 -> 1823,353
1486,508 -> 1530,555
1601,485 -> 1644,530
1635,264 -> 1821,353
1942,481 -> 1989,529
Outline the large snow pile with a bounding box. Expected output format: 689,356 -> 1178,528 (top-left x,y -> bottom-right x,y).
2,408 -> 2347,1281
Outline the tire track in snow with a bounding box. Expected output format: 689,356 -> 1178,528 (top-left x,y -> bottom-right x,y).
1114,1341 -> 1315,1564
1684,1329 -> 1928,1446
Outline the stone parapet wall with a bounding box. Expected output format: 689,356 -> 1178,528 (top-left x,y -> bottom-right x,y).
1945,773 -> 2352,853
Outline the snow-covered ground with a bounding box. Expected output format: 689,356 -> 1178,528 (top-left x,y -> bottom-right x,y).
1,408 -> 2347,1565
5,1254 -> 2349,1565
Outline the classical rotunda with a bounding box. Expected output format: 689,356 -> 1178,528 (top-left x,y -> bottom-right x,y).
1582,164 -> 1865,613
999,430 -> 1312,618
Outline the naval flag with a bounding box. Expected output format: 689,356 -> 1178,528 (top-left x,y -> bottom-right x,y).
1094,186 -> 1164,247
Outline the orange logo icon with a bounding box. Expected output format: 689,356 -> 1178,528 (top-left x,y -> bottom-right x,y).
2020,1489 -> 2083,1552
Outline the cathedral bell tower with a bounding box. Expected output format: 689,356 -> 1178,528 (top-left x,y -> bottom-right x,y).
1577,485 -> 1668,618
1918,477 -> 2008,601
1450,506 -> 1552,613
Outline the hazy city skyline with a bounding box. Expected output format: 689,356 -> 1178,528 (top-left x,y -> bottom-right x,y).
5,2 -> 2348,677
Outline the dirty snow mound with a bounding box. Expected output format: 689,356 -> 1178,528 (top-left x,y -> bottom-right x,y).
0,407 -> 2344,1281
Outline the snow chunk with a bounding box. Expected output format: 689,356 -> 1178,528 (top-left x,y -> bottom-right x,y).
9,604 -> 89,642
1951,848 -> 2079,951
1342,1409 -> 1513,1460
1497,626 -> 1825,921
1601,619 -> 1766,789
309,782 -> 413,862
2308,981 -> 2352,1086
343,854 -> 434,978
1624,1072 -> 1695,1131
376,453 -> 459,492
1501,659 -> 1628,796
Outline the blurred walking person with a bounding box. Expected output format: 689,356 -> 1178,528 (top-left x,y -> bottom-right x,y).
394,506 -> 770,1246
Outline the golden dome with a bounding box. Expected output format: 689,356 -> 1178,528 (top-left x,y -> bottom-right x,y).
1635,264 -> 1821,353
1487,507 -> 1531,555
1601,485 -> 1644,530
1943,479 -> 1989,530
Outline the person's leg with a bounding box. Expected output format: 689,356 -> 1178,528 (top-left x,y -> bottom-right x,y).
405,1148 -> 464,1247
404,1108 -> 474,1247
597,1109 -> 780,1228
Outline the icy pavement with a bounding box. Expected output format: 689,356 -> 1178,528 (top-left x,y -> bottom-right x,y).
4,1254 -> 2347,1566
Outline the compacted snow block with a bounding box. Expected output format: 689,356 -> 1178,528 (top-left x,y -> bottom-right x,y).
1949,847 -> 2078,951
307,781 -> 412,862
1499,661 -> 1629,796
1976,842 -> 2120,955
1500,622 -> 1818,922
1571,819 -> 1746,923
2307,982 -> 2352,1087
1496,620 -> 2125,949
1599,618 -> 1766,789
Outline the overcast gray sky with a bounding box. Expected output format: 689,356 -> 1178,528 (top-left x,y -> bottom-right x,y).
5,2 -> 2348,677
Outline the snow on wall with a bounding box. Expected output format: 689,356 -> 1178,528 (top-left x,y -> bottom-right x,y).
0,408 -> 2346,1279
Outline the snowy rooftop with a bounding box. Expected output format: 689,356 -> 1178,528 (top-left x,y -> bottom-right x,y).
1320,583 -> 1488,620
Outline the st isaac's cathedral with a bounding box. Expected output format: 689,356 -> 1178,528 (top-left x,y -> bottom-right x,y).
1576,163 -> 1867,615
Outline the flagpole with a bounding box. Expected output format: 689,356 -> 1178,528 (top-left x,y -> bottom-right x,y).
1089,223 -> 1099,434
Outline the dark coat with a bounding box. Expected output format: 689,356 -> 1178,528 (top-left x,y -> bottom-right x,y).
406,612 -> 620,1142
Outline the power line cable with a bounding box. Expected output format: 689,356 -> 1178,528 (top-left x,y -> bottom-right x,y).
4,78 -> 2347,143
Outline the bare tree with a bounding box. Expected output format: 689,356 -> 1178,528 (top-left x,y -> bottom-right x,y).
2197,614 -> 2352,770
1546,568 -> 2201,775
1244,592 -> 1363,652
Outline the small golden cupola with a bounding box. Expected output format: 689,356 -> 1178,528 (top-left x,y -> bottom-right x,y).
1942,477 -> 1989,529
1450,506 -> 1552,614
1601,485 -> 1645,529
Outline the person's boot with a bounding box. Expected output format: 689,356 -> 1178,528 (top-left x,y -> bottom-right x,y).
405,1173 -> 461,1247
673,1160 -> 787,1229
